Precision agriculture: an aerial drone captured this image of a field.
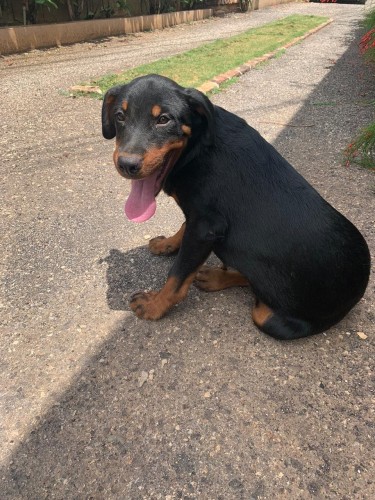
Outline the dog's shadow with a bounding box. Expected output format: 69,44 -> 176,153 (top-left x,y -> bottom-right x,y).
100,246 -> 172,310
101,247 -> 226,312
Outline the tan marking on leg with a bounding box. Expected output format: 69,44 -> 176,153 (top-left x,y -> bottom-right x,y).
121,100 -> 128,111
149,223 -> 186,255
252,301 -> 274,328
195,266 -> 249,292
151,105 -> 162,117
129,272 -> 196,320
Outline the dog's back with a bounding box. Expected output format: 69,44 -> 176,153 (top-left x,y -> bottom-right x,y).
169,105 -> 371,335
102,74 -> 370,339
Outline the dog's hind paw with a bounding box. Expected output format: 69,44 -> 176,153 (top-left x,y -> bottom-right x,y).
195,266 -> 249,292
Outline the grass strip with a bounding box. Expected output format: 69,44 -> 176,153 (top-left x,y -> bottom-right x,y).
78,14 -> 328,97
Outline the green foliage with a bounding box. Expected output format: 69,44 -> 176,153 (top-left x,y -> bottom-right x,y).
116,0 -> 128,10
180,0 -> 204,10
344,7 -> 375,169
149,0 -> 178,13
25,0 -> 58,24
362,7 -> 375,64
344,120 -> 375,170
363,6 -> 375,31
35,0 -> 58,8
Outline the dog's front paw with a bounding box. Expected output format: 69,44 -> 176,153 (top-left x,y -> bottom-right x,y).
149,236 -> 168,255
149,236 -> 178,256
129,291 -> 164,320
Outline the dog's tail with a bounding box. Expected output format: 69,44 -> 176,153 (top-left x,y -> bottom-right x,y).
260,313 -> 315,341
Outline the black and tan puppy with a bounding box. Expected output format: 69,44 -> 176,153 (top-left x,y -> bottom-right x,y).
102,74 -> 370,340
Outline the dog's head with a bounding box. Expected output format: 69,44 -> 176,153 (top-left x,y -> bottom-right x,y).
101,74 -> 214,222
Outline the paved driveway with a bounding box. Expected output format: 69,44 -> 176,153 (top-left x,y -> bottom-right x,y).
1,3 -> 374,498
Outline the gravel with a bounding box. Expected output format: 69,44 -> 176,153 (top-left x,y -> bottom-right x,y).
1,3 -> 374,498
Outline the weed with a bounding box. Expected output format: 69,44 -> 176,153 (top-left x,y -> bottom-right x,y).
344,7 -> 375,169
344,120 -> 375,170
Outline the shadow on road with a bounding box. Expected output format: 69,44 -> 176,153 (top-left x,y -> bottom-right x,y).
103,247 -> 170,311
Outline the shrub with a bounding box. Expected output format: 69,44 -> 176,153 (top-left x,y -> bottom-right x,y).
344,7 -> 375,169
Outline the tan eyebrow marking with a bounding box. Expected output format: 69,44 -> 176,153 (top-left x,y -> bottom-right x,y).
151,105 -> 162,117
181,125 -> 192,136
122,100 -> 128,111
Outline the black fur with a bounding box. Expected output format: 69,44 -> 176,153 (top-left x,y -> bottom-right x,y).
102,74 -> 370,340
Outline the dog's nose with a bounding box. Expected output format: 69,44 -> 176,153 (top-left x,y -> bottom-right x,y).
117,156 -> 142,177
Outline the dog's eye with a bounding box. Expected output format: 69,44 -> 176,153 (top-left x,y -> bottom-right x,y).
116,111 -> 125,122
157,114 -> 171,126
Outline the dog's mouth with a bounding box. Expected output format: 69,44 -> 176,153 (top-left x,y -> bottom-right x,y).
124,148 -> 182,223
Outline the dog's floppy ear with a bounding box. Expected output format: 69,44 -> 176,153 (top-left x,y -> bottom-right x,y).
101,85 -> 123,140
183,88 -> 215,146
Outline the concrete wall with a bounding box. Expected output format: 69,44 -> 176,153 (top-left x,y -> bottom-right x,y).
0,1 -> 296,55
0,9 -> 214,55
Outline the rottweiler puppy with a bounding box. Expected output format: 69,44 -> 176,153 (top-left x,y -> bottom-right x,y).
102,74 -> 370,340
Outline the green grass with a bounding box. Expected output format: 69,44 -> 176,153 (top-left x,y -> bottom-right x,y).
209,76 -> 239,95
79,14 -> 328,97
363,5 -> 375,35
344,109 -> 375,170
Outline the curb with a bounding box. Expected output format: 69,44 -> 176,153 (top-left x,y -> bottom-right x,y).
196,18 -> 334,94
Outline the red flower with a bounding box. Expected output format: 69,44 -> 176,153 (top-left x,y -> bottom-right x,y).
360,28 -> 375,54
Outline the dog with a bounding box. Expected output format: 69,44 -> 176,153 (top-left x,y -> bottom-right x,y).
102,74 -> 370,340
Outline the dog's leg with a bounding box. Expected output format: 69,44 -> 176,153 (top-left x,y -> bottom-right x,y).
195,266 -> 249,292
149,222 -> 186,256
252,300 -> 314,340
252,301 -> 274,329
129,273 -> 196,320
130,217 -> 222,320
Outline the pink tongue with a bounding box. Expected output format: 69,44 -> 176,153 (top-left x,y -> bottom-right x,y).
124,171 -> 158,222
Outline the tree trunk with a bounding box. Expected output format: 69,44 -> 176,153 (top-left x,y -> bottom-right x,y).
66,0 -> 74,20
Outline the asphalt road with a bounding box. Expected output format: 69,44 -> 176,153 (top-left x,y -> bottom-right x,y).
1,2 -> 374,498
